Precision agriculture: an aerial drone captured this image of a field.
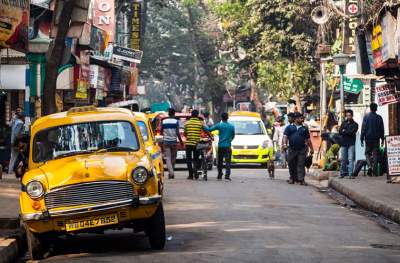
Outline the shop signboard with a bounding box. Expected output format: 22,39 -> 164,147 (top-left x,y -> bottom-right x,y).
342,77 -> 364,94
89,26 -> 108,55
75,79 -> 89,99
0,0 -> 29,52
376,83 -> 400,106
380,12 -> 396,62
371,23 -> 384,69
112,45 -> 143,64
386,135 -> 400,179
131,0 -> 142,50
93,0 -> 115,42
343,0 -> 360,54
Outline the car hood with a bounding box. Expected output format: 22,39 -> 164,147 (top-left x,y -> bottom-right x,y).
39,153 -> 145,190
232,135 -> 272,147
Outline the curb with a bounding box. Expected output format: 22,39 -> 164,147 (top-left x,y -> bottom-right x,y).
329,178 -> 400,224
308,170 -> 339,181
0,229 -> 25,263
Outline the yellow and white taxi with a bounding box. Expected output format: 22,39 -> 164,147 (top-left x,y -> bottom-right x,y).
229,111 -> 273,167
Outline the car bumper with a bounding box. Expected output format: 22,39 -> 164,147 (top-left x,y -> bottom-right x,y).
231,148 -> 273,164
22,195 -> 162,222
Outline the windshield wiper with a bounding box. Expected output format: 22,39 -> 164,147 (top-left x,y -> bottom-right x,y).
53,150 -> 94,160
95,146 -> 136,153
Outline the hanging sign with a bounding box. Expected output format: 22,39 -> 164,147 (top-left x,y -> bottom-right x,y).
0,0 -> 29,52
376,83 -> 400,106
342,77 -> 364,94
93,0 -> 115,42
386,136 -> 400,181
112,45 -> 143,63
131,0 -> 141,50
343,0 -> 360,54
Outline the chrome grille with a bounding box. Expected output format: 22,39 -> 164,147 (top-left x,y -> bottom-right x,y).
45,181 -> 134,210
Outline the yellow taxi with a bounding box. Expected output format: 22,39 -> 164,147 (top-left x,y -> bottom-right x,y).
20,106 -> 165,260
134,112 -> 164,193
229,111 -> 273,167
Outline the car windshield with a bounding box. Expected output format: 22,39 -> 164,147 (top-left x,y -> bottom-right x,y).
230,120 -> 265,135
33,121 -> 139,163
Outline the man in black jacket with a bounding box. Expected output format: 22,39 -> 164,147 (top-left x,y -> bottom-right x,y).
339,109 -> 358,179
361,103 -> 385,176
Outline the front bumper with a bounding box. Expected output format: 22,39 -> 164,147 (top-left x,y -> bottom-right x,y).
231,148 -> 273,164
22,195 -> 162,221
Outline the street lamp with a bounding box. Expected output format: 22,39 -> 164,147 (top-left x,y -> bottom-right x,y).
333,53 -> 350,123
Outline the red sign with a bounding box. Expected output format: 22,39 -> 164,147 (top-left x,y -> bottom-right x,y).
376,83 -> 400,106
348,4 -> 358,14
93,0 -> 115,42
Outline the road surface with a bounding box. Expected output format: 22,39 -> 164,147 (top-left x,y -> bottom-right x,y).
29,167 -> 400,262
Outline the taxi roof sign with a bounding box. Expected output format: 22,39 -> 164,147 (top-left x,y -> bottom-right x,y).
230,111 -> 261,118
67,105 -> 97,115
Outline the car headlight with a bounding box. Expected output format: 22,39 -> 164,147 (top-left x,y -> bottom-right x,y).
262,140 -> 271,149
132,167 -> 149,184
26,181 -> 44,199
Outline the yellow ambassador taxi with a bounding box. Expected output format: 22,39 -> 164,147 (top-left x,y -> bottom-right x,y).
229,111 -> 273,167
21,106 -> 165,260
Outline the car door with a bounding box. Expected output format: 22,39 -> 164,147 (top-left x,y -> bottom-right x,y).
137,120 -> 164,193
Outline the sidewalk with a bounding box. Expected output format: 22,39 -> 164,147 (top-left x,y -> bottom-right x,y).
0,173 -> 20,221
0,173 -> 24,263
329,175 -> 400,224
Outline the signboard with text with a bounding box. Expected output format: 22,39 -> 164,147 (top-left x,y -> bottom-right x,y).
376,83 -> 400,106
131,1 -> 142,50
112,45 -> 143,63
386,136 -> 400,178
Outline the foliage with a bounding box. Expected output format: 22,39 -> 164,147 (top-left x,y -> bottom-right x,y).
140,0 -> 224,112
209,0 -> 318,100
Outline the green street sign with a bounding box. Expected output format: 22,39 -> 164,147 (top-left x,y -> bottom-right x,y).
342,77 -> 364,94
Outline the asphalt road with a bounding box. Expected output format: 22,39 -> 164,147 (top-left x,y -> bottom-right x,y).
30,167 -> 400,263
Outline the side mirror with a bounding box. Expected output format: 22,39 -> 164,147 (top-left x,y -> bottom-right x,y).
154,135 -> 164,143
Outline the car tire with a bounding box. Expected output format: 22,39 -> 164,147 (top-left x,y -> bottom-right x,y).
26,225 -> 45,260
146,202 -> 166,250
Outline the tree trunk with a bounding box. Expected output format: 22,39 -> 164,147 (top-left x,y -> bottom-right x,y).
43,0 -> 76,115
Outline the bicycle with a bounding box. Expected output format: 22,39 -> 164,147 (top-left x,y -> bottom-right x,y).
196,137 -> 213,181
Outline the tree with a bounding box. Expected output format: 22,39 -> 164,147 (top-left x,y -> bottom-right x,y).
43,0 -> 77,115
210,0 -> 318,106
140,0 -> 225,116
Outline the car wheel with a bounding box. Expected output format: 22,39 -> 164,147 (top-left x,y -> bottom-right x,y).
26,225 -> 45,260
146,202 -> 166,250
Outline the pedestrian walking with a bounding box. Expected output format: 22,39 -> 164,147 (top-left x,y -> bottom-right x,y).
283,112 -> 314,185
361,103 -> 385,176
273,116 -> 286,168
184,110 -> 204,180
205,112 -> 235,180
161,108 -> 183,179
8,113 -> 25,175
339,109 -> 358,179
282,112 -> 295,179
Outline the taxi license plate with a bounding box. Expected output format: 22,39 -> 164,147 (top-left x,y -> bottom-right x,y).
239,150 -> 254,155
65,213 -> 118,232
